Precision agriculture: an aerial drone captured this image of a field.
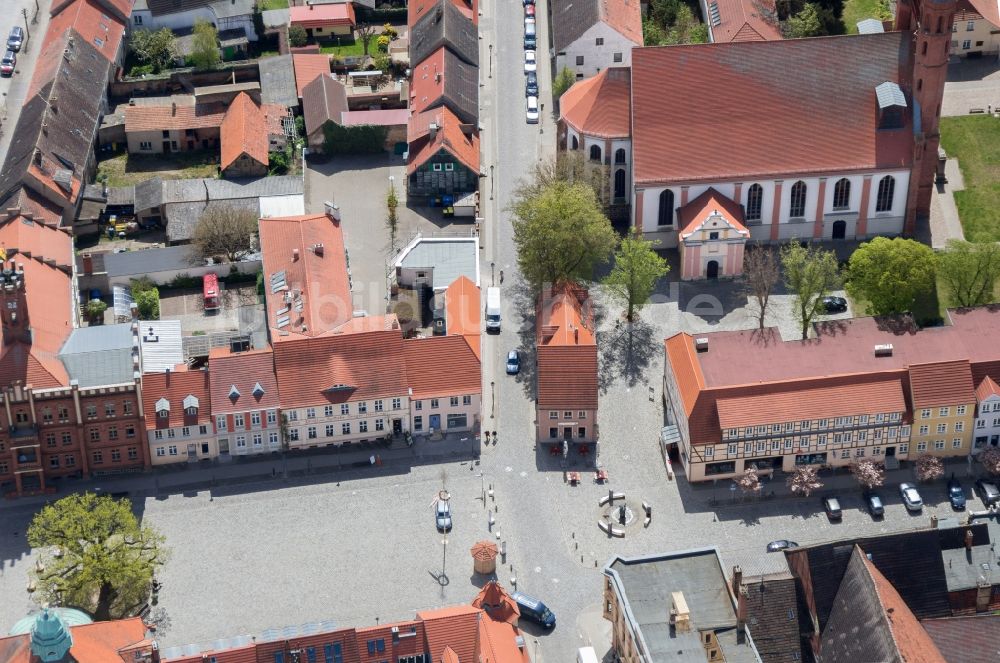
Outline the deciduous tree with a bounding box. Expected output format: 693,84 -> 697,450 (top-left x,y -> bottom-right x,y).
386,181 -> 399,249
916,454 -> 945,482
786,465 -> 824,497
743,243 -> 779,331
190,20 -> 220,70
288,24 -> 308,48
783,3 -> 826,37
553,67 -> 576,100
192,205 -> 259,262
938,239 -> 1000,308
27,494 -> 168,621
735,467 -> 762,495
510,180 -> 618,291
602,234 -> 669,322
850,459 -> 885,490
129,28 -> 177,72
781,242 -> 841,340
980,447 -> 1000,475
846,237 -> 937,315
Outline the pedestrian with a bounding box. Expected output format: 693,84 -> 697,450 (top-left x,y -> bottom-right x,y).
500,270 -> 504,284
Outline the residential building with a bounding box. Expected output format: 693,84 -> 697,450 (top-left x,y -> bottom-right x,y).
292,53 -> 332,99
662,307 -> 1000,482
409,0 -> 478,28
220,92 -> 272,178
950,0 -> 1000,56
406,107 -> 480,200
289,2 -> 357,38
923,614 -> 1000,663
131,0 -> 258,41
700,0 -> 781,42
557,67 -> 632,206
208,347 -> 281,458
973,376 -> 1000,453
141,367 -> 214,464
410,47 -> 479,125
536,284 -> 598,445
404,336 -> 481,436
603,548 -> 761,663
550,0 -> 643,78
0,0 -> 131,227
301,74 -> 408,152
258,55 -> 300,110
409,0 -> 479,67
0,608 -> 153,663
445,274 -> 481,358
737,570 -> 804,663
677,188 -> 750,280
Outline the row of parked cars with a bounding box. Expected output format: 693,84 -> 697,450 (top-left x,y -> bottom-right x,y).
1,27 -> 24,77
768,477 -> 1000,552
522,0 -> 539,124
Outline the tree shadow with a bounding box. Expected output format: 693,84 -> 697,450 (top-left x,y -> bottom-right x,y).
598,318 -> 659,392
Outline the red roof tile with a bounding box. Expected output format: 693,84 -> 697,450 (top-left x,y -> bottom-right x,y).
409,46 -> 479,124
664,333 -> 705,418
976,375 -> 1000,402
220,92 -> 269,172
259,213 -> 353,340
293,54 -> 332,98
708,0 -> 781,42
559,67 -> 631,139
536,284 -> 598,410
446,275 -> 480,358
124,103 -> 227,133
716,380 -> 906,430
416,605 -> 481,663
207,346 -> 280,414
403,335 -> 481,399
479,617 -> 532,663
406,107 -> 480,175
678,187 -> 749,239
908,359 -> 975,408
966,0 -> 1000,26
602,0 -> 643,47
46,0 -> 128,63
863,555 -> 947,663
409,0 -> 477,26
631,34 -> 913,184
290,2 -> 356,29
341,109 -> 411,127
472,580 -> 520,625
0,616 -> 148,663
141,367 -> 212,429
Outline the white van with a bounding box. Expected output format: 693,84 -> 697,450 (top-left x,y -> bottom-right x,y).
577,647 -> 599,663
486,287 -> 501,332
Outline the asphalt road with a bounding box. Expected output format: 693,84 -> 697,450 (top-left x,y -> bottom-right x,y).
0,0 -> 52,165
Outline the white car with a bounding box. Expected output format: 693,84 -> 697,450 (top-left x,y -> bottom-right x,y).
524,50 -> 536,73
526,96 -> 539,124
900,482 -> 923,512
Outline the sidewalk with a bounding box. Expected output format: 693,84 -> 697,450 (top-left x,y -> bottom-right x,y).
3,433 -> 480,509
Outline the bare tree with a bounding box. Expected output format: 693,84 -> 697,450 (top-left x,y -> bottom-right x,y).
915,454 -> 945,482
743,243 -> 779,331
786,465 -> 823,497
356,22 -> 377,56
735,467 -> 762,496
192,206 -> 259,262
850,459 -> 885,490
979,448 -> 1000,476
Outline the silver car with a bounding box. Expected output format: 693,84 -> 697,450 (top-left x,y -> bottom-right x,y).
526,95 -> 539,124
435,500 -> 452,531
900,482 -> 923,511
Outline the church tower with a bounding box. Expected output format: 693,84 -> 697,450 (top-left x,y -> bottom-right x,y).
898,0 -> 957,235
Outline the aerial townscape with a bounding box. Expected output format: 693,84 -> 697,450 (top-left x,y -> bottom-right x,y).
5,0 -> 1000,661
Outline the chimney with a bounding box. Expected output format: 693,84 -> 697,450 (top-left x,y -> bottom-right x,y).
171,102 -> 177,116
428,122 -> 439,139
670,592 -> 691,633
292,248 -> 300,261
732,566 -> 747,644
324,200 -> 341,223
81,253 -> 93,275
695,337 -> 709,353
874,343 -> 893,357
731,565 -> 743,596
574,327 -> 579,344
966,528 -> 975,551
313,243 -> 324,256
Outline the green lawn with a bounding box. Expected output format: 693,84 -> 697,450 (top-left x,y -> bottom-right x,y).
940,115 -> 1000,242
841,0 -> 891,32
846,270 -> 1000,327
319,40 -> 366,57
256,0 -> 289,9
97,152 -> 218,187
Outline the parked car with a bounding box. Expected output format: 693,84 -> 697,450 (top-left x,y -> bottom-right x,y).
524,34 -> 536,49
976,478 -> 1000,506
525,71 -> 538,96
948,476 -> 967,510
7,26 -> 23,52
899,482 -> 923,512
1,50 -> 15,76
766,540 -> 799,553
523,0 -> 535,5
823,496 -> 842,521
435,500 -> 452,531
526,95 -> 539,124
524,3 -> 535,16
506,350 -> 520,375
524,16 -> 535,28
864,491 -> 884,518
524,50 -> 536,73
511,592 -> 555,628
820,296 -> 848,313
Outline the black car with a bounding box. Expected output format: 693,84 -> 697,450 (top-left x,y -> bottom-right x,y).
864,491 -> 884,518
7,26 -> 23,52
820,296 -> 848,313
766,539 -> 799,553
525,71 -> 538,96
948,476 -> 967,510
823,496 -> 843,521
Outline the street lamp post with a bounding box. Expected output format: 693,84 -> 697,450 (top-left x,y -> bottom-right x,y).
491,380 -> 495,418
441,535 -> 448,578
491,261 -> 495,285
490,165 -> 495,199
489,44 -> 493,79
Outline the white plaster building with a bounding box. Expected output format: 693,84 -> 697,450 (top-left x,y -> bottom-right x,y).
550,0 -> 643,79
131,0 -> 258,41
973,376 -> 1000,454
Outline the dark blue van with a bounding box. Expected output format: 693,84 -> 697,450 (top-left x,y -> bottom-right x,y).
512,591 -> 555,628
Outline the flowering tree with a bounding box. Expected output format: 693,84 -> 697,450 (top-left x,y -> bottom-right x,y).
786,465 -> 824,497
916,454 -> 945,482
735,467 -> 762,495
850,459 -> 885,490
980,448 -> 1000,476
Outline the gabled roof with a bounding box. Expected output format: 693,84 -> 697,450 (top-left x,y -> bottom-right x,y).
741,573 -> 805,663
406,107 -> 480,176
124,102 -> 228,133
409,0 -> 477,26
301,74 -> 349,138
403,335 -> 481,399
706,0 -> 781,42
559,67 -> 631,139
967,0 -> 1000,27
678,187 -> 749,239
220,92 -> 269,172
208,347 -> 280,414
292,53 -> 332,98
976,375 -> 1000,402
536,284 -> 598,410
550,0 -> 643,51
141,366 -> 212,428
410,0 -> 479,67
908,359 -> 975,408
258,55 -> 299,108
0,615 -> 149,663
415,605 -> 481,663
47,0 -> 129,61
923,614 -> 1000,663
290,2 -> 356,28
138,0 -> 255,18
410,47 -> 479,125
445,275 -> 480,359
631,33 -> 913,185
259,212 -> 353,340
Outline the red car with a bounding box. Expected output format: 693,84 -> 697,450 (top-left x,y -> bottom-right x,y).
1,50 -> 15,77
524,3 -> 535,16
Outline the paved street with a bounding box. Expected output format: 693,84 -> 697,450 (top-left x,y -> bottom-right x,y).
0,0 -> 52,164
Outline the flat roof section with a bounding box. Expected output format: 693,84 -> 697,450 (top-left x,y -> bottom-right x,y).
395,236 -> 479,291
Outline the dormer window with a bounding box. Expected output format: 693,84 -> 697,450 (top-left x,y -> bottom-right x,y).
875,81 -> 906,130
183,394 -> 199,415
252,382 -> 265,399
229,385 -> 241,401
155,397 -> 170,419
